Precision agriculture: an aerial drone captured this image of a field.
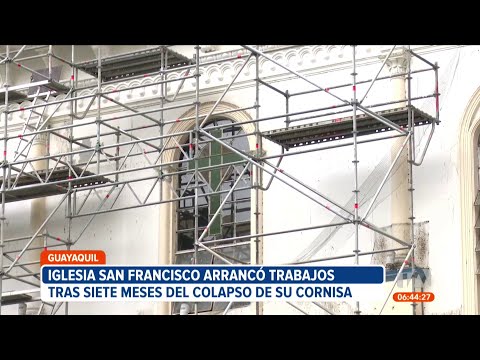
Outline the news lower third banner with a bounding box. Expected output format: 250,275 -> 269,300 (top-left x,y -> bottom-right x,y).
40,250 -> 385,302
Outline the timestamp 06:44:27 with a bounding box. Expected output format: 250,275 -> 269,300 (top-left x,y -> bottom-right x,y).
393,292 -> 435,302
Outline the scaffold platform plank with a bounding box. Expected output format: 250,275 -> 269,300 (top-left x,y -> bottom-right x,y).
1,165 -> 111,203
43,80 -> 69,94
262,106 -> 437,150
0,80 -> 69,103
0,89 -> 27,103
0,289 -> 38,306
26,66 -> 69,95
76,47 -> 192,82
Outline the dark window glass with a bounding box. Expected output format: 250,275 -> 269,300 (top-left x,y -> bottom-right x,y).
173,119 -> 251,314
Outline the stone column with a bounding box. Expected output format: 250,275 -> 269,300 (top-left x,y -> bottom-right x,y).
25,132 -> 49,315
369,48 -> 418,315
381,47 -> 411,266
157,173 -> 173,315
251,164 -> 264,315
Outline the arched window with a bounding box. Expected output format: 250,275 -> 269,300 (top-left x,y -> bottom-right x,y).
474,139 -> 480,294
459,86 -> 480,315
173,118 -> 252,314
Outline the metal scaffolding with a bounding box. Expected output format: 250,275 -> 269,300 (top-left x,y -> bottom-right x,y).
0,45 -> 439,315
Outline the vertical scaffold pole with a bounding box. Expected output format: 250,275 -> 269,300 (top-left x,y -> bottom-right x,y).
254,52 -> 262,315
158,46 -> 166,314
66,45 -> 75,316
407,45 -> 417,315
48,46 -> 53,80
193,45 -> 200,315
0,46 -> 9,315
115,128 -> 120,183
159,46 -> 166,154
352,45 -> 361,315
285,90 -> 290,128
96,48 -> 102,175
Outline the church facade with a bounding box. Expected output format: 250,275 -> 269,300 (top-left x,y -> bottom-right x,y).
0,45 -> 477,315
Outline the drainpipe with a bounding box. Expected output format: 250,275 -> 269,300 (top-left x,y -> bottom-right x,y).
380,47 -> 411,267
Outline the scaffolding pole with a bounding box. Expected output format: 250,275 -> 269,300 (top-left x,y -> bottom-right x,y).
254,52 -> 262,315
0,46 -> 9,314
65,44 -> 75,316
351,45 -> 361,315
193,45 -> 200,315
406,46 -> 417,315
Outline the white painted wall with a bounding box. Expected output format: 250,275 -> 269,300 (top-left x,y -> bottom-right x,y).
1,45 -> 476,315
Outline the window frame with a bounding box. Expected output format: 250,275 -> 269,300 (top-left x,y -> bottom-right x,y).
172,118 -> 252,314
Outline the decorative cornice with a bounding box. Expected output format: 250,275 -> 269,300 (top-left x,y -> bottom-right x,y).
380,47 -> 411,77
200,45 -> 217,53
198,45 -> 286,63
0,45 -> 463,132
